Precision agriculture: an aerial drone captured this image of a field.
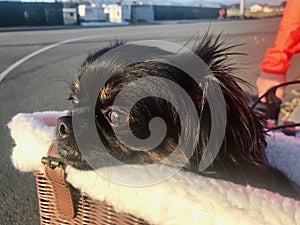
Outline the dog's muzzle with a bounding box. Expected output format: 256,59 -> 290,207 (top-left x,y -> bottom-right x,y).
57,116 -> 73,139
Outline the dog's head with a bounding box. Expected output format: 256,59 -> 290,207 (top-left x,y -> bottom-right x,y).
56,35 -> 266,175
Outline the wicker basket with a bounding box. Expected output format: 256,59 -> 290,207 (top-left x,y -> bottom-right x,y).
34,142 -> 150,225
34,171 -> 150,225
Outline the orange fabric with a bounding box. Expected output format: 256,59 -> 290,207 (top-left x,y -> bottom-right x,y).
260,0 -> 300,74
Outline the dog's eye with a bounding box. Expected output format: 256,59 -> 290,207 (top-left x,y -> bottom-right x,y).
108,110 -> 129,126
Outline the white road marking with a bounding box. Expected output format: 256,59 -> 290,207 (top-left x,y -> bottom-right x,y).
0,36 -> 98,83
0,28 -> 180,84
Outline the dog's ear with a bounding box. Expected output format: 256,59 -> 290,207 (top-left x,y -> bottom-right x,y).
190,34 -> 267,168
192,33 -> 244,72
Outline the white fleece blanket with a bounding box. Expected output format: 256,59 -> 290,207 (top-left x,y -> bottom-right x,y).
8,112 -> 300,225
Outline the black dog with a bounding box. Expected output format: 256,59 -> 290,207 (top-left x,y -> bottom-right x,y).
56,35 -> 299,199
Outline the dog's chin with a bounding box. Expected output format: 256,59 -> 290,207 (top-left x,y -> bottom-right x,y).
57,143 -> 92,170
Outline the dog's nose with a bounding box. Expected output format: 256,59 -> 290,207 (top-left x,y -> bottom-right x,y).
57,116 -> 73,139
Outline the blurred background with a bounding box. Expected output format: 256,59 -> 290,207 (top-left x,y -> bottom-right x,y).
0,0 -> 287,27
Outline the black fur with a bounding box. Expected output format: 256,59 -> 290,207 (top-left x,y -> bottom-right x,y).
56,34 -> 299,199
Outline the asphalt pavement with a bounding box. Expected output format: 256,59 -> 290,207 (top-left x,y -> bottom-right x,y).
1,18 -> 300,224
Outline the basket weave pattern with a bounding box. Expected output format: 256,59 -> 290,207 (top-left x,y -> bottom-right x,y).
34,171 -> 150,225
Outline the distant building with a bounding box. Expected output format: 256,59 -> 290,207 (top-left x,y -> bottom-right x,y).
228,3 -> 240,11
263,5 -> 274,13
104,4 -> 130,23
96,3 -> 221,24
78,5 -> 106,22
250,4 -> 279,13
103,3 -> 154,24
63,8 -> 77,25
249,4 -> 263,12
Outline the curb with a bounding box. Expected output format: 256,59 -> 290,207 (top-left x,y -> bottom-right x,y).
0,25 -> 82,33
